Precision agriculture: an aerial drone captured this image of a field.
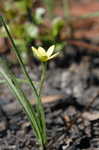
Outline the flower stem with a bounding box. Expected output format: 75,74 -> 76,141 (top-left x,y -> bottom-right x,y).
39,63 -> 47,96
38,62 -> 47,145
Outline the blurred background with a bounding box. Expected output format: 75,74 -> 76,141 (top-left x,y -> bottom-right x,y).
1,1 -> 99,149
1,0 -> 99,64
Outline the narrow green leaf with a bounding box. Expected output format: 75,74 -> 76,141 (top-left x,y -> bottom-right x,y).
0,67 -> 43,145
0,78 -> 39,85
0,16 -> 38,99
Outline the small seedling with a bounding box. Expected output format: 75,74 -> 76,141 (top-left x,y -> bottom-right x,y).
0,16 -> 59,150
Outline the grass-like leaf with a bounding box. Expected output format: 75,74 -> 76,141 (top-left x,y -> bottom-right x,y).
0,59 -> 43,145
0,78 -> 39,85
0,16 -> 47,147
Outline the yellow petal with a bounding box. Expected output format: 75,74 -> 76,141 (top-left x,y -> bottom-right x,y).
47,45 -> 55,57
32,47 -> 40,57
48,52 -> 59,60
38,47 -> 47,56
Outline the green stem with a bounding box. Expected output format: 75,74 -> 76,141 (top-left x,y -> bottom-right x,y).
39,63 -> 47,96
38,63 -> 47,145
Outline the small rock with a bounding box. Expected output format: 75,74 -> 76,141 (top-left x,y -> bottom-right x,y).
0,120 -> 7,132
21,122 -> 31,134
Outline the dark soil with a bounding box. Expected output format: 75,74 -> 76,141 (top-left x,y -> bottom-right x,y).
0,45 -> 99,150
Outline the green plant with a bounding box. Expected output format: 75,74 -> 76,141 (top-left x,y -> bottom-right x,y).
0,16 -> 59,150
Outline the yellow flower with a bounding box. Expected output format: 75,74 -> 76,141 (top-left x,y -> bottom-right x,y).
32,45 -> 59,62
